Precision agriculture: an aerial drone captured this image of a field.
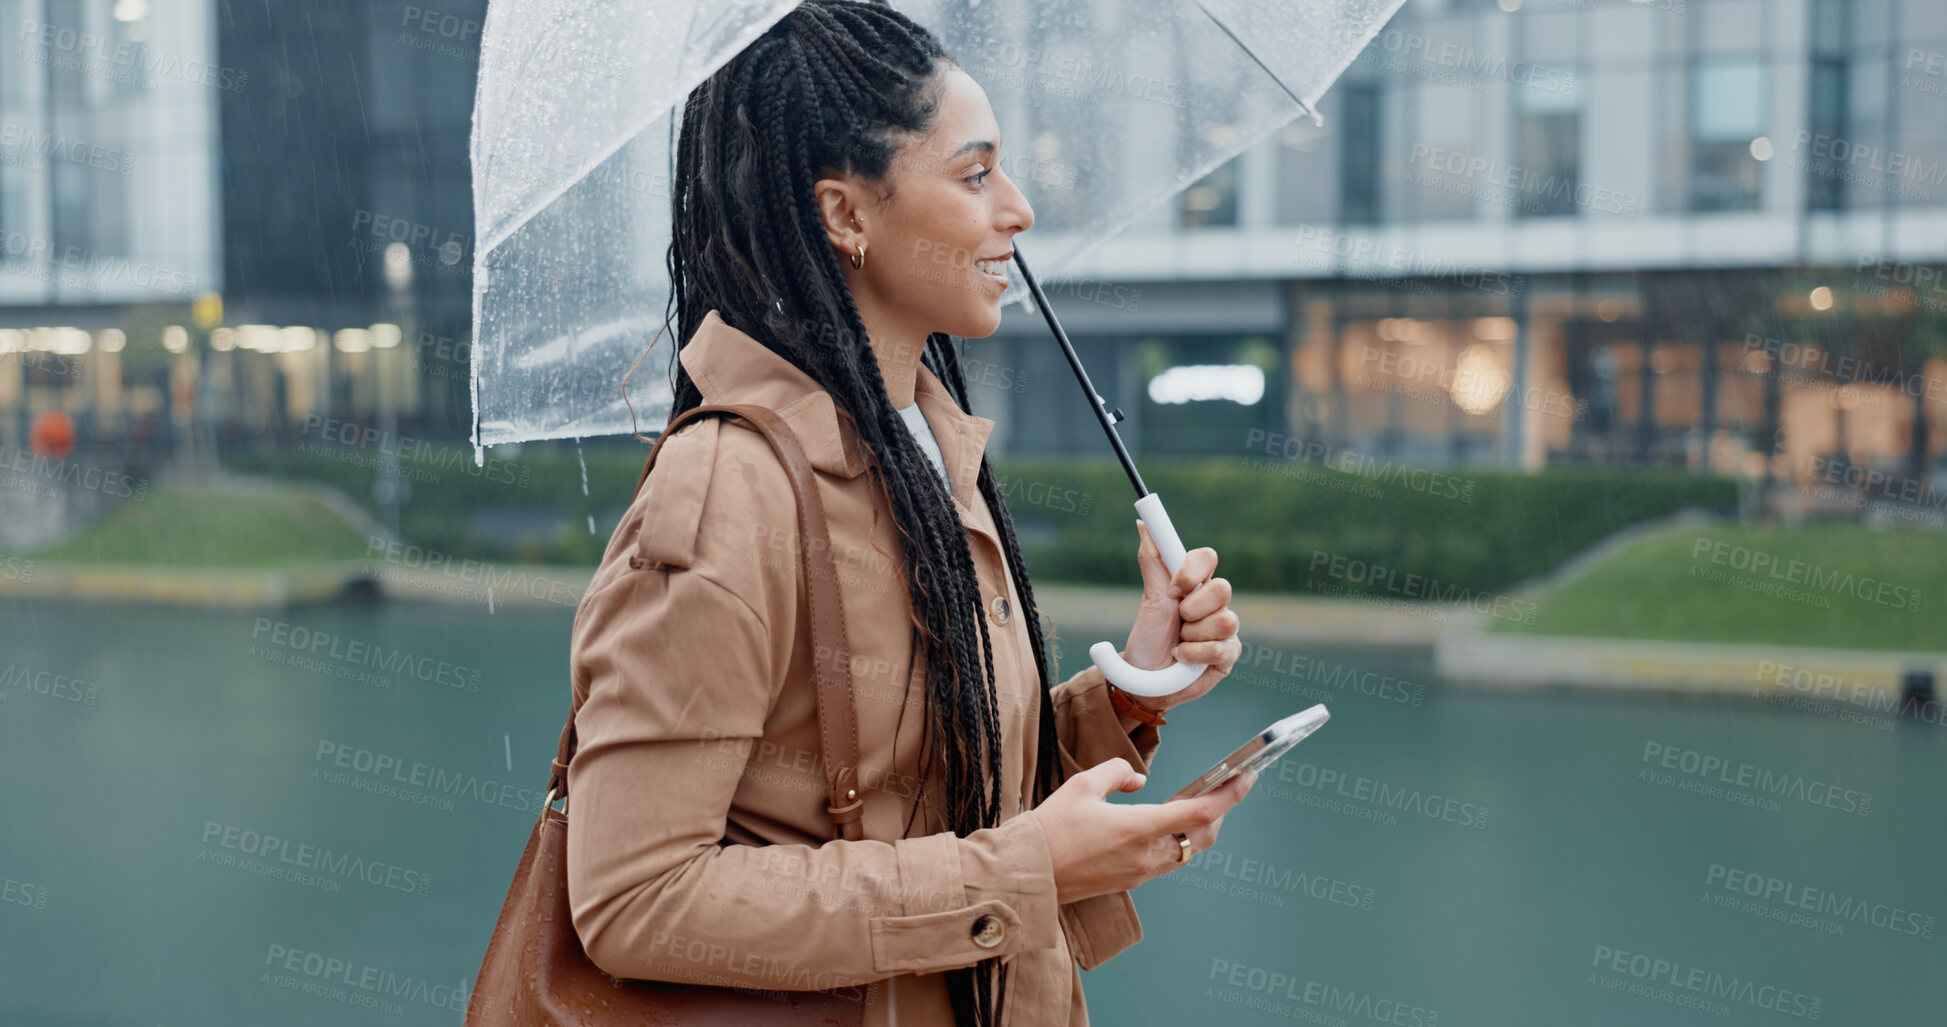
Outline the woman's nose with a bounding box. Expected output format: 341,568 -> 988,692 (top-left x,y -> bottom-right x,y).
1002,173 -> 1034,234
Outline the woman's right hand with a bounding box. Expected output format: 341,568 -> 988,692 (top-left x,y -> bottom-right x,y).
1035,757 -> 1257,905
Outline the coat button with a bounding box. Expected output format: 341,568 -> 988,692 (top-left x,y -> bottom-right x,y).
988,594 -> 1011,626
971,914 -> 1006,948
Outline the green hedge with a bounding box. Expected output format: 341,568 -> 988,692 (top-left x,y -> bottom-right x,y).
223,441 -> 1739,595
222,439 -> 653,566
994,459 -> 1740,596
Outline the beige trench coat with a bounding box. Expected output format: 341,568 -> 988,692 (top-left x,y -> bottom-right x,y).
565,310 -> 1163,1026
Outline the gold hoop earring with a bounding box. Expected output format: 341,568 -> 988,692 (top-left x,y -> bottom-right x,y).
850,242 -> 866,271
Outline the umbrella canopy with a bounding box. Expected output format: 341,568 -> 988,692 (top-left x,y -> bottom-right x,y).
468,0 -> 1407,451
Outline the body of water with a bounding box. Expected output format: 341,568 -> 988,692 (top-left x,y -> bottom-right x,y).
1,598 -> 1939,1025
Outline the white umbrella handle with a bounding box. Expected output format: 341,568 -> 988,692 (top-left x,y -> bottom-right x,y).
1088,494 -> 1210,698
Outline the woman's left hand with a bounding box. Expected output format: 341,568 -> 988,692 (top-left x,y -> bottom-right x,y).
1117,522 -> 1241,716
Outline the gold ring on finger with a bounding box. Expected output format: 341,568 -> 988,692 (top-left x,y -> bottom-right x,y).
1174,832 -> 1193,863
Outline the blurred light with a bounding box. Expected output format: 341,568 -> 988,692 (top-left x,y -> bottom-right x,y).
1596,299 -> 1624,322
1871,286 -> 1916,315
1809,286 -> 1835,311
1749,136 -> 1774,161
236,325 -> 281,352
52,328 -> 91,354
1451,345 -> 1510,414
1380,318 -> 1429,344
1497,0 -> 1522,10
383,243 -> 413,292
334,329 -> 373,353
162,326 -> 189,353
1147,364 -> 1266,405
1275,121 -> 1321,149
1741,350 -> 1770,374
209,328 -> 236,352
112,0 -> 148,22
369,323 -> 403,349
1200,123 -> 1239,148
99,329 -> 125,353
233,325 -> 320,353
17,327 -> 89,354
0,330 -> 22,354
192,291 -> 224,331
1473,316 -> 1518,342
1650,346 -> 1676,374
1033,130 -> 1063,163
1836,384 -> 1866,410
1182,186 -> 1223,212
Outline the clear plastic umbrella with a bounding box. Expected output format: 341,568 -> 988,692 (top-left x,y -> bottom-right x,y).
469,0 -> 1407,693
469,0 -> 1406,450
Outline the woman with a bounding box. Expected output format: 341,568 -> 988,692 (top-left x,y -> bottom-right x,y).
565,3 -> 1253,1025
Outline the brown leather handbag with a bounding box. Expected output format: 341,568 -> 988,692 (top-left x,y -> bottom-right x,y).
466,404 -> 867,1026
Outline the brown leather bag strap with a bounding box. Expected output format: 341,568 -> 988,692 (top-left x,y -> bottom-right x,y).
548,403 -> 866,841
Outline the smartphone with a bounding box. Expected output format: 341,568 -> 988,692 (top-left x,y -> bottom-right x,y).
1169,704 -> 1330,801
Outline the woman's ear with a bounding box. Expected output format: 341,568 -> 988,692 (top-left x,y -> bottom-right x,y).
813,176 -> 864,256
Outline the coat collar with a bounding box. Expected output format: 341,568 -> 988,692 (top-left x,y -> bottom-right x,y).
678,309 -> 995,515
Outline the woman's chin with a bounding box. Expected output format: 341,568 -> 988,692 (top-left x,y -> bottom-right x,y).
942,304 -> 1003,340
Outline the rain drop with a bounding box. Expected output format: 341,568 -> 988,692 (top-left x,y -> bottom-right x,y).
576,438 -> 589,496
487,585 -> 496,614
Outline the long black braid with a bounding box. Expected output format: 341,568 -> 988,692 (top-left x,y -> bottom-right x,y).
661,3 -> 1063,1024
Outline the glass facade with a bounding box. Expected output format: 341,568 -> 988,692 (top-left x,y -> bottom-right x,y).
6,0 -> 1945,517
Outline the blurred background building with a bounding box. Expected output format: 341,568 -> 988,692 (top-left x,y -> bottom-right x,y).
976,0 -> 1947,510
0,0 -> 479,473
2,0 -> 1944,513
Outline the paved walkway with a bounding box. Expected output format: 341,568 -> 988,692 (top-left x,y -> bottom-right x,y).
6,557 -> 1936,707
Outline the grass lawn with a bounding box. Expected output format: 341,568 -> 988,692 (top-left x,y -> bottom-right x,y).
1496,521 -> 1947,652
4,488 -> 372,568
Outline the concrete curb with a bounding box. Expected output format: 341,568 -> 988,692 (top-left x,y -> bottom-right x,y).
364,562 -> 594,610
0,560 -> 372,607
0,559 -> 597,611
1435,618 -> 1946,700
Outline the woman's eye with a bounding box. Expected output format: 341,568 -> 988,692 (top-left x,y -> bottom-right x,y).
965,168 -> 990,187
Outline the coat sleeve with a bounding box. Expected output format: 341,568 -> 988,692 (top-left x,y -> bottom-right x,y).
565,428 -> 1064,989
1040,661 -> 1165,970
1049,661 -> 1162,780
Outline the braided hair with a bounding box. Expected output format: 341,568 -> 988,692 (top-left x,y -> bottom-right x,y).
662,3 -> 1061,1024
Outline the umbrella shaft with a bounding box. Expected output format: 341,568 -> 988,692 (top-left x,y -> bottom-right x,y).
1011,244 -> 1148,500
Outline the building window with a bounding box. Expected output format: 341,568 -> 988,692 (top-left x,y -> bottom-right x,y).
51,160 -> 93,256
1135,334 -> 1280,455
1339,83 -> 1382,225
44,0 -> 87,104
1515,72 -> 1580,218
0,0 -> 17,243
1805,0 -> 1849,211
1805,62 -> 1847,210
1180,155 -> 1240,230
1689,58 -> 1766,212
109,1 -> 151,98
